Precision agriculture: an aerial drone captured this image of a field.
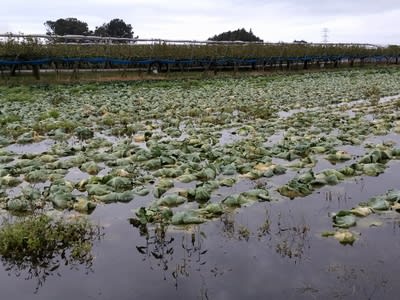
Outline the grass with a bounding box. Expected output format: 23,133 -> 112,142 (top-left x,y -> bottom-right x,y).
1,64 -> 398,86
0,214 -> 103,291
0,214 -> 101,262
363,85 -> 381,105
37,109 -> 60,121
0,114 -> 21,126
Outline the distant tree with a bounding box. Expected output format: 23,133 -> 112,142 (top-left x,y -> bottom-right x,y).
208,28 -> 263,42
293,40 -> 308,44
44,18 -> 90,35
94,19 -> 136,38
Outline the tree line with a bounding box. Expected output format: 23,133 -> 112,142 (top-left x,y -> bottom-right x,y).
208,28 -> 263,42
44,18 -> 263,42
44,18 -> 136,38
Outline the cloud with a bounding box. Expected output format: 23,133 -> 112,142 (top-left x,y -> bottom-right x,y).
0,0 -> 399,43
280,0 -> 400,16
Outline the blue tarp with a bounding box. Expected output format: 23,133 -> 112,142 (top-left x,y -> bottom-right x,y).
0,55 -> 397,67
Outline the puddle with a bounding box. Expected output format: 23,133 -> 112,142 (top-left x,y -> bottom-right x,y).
278,108 -> 305,118
95,132 -> 123,143
219,128 -> 246,145
98,164 -> 111,176
277,93 -> 400,120
310,144 -> 367,173
380,93 -> 400,103
264,131 -> 285,147
364,132 -> 400,147
363,114 -> 375,121
64,167 -> 90,182
336,144 -> 366,156
6,139 -> 54,154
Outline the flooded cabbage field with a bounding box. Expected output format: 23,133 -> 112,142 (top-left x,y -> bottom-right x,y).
1,69 -> 400,299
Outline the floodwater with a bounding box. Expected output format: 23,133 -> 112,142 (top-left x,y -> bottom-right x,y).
277,93 -> 400,119
6,139 -> 55,154
1,160 -> 400,299
2,95 -> 400,299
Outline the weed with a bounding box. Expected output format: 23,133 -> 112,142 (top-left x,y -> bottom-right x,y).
0,214 -> 103,291
0,114 -> 21,126
49,94 -> 67,105
363,85 -> 381,105
237,225 -> 251,241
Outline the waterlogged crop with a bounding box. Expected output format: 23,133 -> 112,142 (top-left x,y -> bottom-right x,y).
323,189 -> 400,244
1,68 -> 400,245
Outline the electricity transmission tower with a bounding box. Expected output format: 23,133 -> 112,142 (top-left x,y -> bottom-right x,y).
322,28 -> 329,43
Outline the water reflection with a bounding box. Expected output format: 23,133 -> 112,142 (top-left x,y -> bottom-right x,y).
219,209 -> 310,262
131,221 -> 209,289
220,212 -> 236,239
0,215 -> 103,292
273,212 -> 310,261
324,263 -> 389,299
130,207 -> 311,290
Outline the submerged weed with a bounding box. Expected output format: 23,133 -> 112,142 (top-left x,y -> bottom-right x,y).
237,225 -> 251,241
0,214 -> 103,291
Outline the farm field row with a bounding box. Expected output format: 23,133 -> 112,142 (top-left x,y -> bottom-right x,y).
1,68 -> 400,298
1,41 -> 399,59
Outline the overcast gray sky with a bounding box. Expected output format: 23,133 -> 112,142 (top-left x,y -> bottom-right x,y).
1,0 -> 399,44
